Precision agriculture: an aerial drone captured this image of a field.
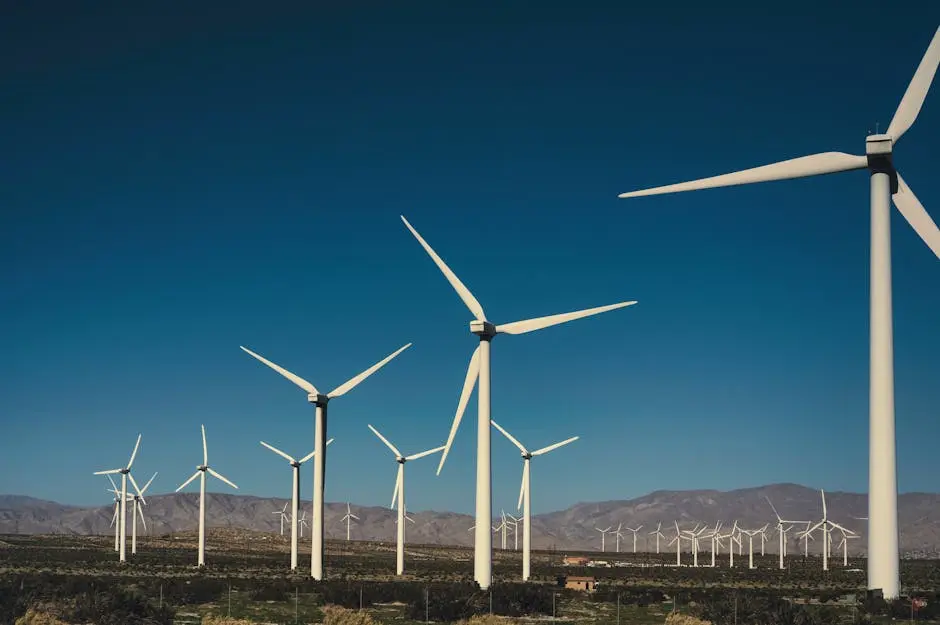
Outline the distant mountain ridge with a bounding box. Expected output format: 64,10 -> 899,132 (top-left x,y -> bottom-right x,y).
2,484 -> 938,556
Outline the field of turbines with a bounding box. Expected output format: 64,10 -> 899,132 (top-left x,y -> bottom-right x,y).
5,11 -> 940,625
3,528 -> 940,625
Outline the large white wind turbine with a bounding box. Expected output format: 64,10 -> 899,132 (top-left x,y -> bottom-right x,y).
401,215 -> 634,588
618,28 -> 940,598
129,472 -> 157,555
491,419 -> 578,581
259,437 -> 334,571
368,423 -> 444,575
240,342 -> 411,580
175,424 -> 239,567
649,522 -> 667,554
93,434 -> 142,563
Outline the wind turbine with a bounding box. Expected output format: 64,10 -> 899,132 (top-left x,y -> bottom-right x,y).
259,437 -> 333,570
340,502 -> 359,541
668,522 -> 684,566
624,525 -> 644,554
717,521 -> 740,568
401,215 -> 635,589
368,423 -> 444,575
618,28 -> 940,599
595,526 -> 613,552
491,419 -> 578,580
506,513 -> 520,551
614,523 -> 624,553
649,522 -> 667,554
299,510 -> 309,538
765,495 -> 805,570
129,472 -> 157,555
93,434 -> 142,562
273,503 -> 290,536
805,490 -> 833,571
240,342 -> 411,580
175,424 -> 238,567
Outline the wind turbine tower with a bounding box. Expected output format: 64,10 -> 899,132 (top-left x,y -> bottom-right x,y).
402,215 -> 635,589
260,437 -> 332,570
618,28 -> 940,598
93,434 -> 142,563
491,420 -> 577,580
368,423 -> 444,575
340,503 -> 359,541
175,425 -> 239,566
240,342 -> 411,579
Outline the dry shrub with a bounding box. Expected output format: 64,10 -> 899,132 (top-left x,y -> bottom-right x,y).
664,613 -> 712,625
14,609 -> 68,625
201,616 -> 255,625
454,616 -> 513,625
322,604 -> 377,625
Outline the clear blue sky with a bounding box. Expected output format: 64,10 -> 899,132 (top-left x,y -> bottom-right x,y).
2,2 -> 938,514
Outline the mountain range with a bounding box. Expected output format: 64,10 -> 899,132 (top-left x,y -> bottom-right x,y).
2,484 -> 938,556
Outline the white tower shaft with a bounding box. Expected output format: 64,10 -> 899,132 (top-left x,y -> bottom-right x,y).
131,502 -> 138,555
474,338 -> 493,588
198,471 -> 206,566
119,474 -> 127,562
291,466 -> 300,570
311,402 -> 327,579
869,170 -> 900,598
397,464 -> 405,575
522,459 -> 531,581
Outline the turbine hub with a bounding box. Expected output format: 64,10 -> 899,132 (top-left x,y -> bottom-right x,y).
470,320 -> 497,338
120,468 -> 130,475
522,453 -> 532,460
197,465 -> 207,471
397,457 -> 406,464
291,461 -> 301,468
307,393 -> 330,405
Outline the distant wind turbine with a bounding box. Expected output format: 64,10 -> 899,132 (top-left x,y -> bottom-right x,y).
93,434 -> 142,563
240,342 -> 411,579
175,425 -> 238,567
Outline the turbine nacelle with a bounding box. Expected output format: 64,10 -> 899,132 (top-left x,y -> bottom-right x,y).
469,320 -> 498,338
197,465 -> 208,471
396,456 -> 406,464
307,393 -> 330,405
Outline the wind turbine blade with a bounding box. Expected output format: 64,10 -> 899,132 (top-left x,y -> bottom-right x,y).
127,434 -> 142,469
367,424 -> 403,457
517,462 -> 527,510
496,301 -> 636,335
405,446 -> 446,461
350,514 -> 359,520
176,471 -> 201,492
128,473 -> 143,498
821,489 -> 827,519
106,475 -> 119,492
765,495 -> 783,522
240,346 -> 319,395
299,437 -> 334,464
436,345 -> 481,475
887,27 -> 940,143
531,436 -> 579,456
140,472 -> 157,497
618,152 -> 868,198
391,471 -> 401,509
400,215 -> 487,321
406,515 -> 415,524
207,468 -> 238,490
327,343 -> 412,398
260,441 -> 296,464
893,173 -> 940,259
110,506 -> 118,527
490,420 -> 528,455
94,469 -> 121,476
138,504 -> 147,531
201,425 -> 208,466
